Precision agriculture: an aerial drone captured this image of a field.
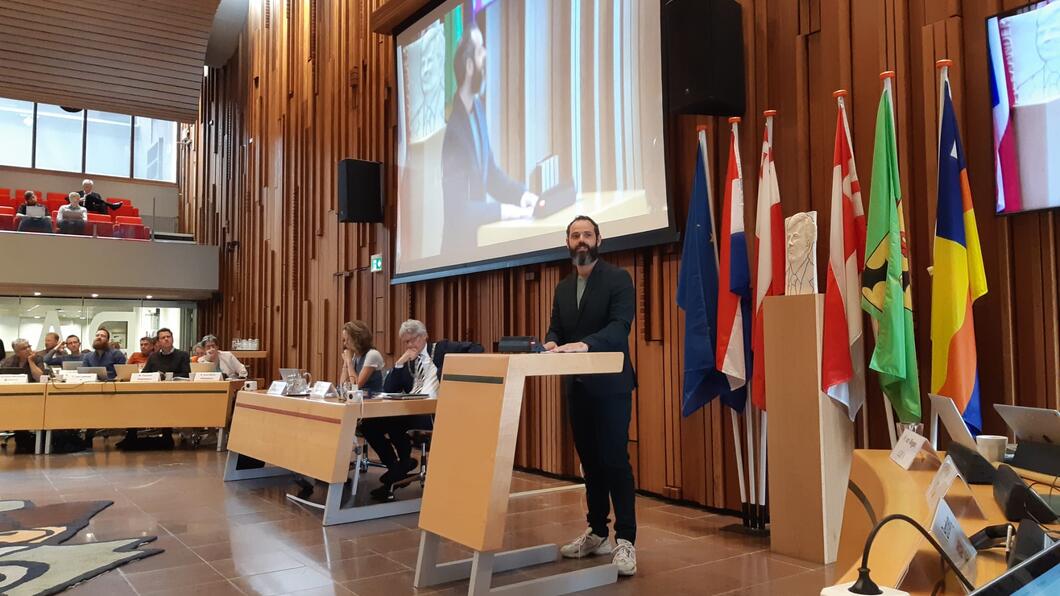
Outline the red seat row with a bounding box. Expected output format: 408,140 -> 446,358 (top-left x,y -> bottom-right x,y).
0,188 -> 140,219
0,205 -> 149,239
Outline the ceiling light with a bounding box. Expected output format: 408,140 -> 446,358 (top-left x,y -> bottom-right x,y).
145,295 -> 153,300
33,291 -> 41,296
34,316 -> 41,319
91,293 -> 99,298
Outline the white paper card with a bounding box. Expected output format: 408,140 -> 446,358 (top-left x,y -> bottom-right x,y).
890,429 -> 941,469
267,381 -> 287,396
310,381 -> 334,398
930,498 -> 978,587
193,372 -> 223,382
131,372 -> 162,382
64,373 -> 98,383
0,374 -> 29,384
926,456 -> 961,512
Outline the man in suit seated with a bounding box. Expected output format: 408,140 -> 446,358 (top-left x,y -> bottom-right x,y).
77,179 -> 121,215
362,318 -> 483,501
440,23 -> 537,254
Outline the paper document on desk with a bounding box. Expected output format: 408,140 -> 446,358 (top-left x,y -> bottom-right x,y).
377,393 -> 430,400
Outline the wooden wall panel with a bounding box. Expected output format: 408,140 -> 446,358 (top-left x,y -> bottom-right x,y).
180,0 -> 1060,512
0,0 -> 217,121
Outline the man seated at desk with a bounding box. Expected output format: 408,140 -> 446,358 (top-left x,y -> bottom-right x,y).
61,335 -> 90,363
362,319 -> 483,501
127,335 -> 156,366
142,328 -> 191,378
0,338 -> 49,381
40,332 -> 67,367
81,328 -> 126,379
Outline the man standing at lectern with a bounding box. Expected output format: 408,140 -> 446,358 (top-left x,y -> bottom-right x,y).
544,215 -> 638,576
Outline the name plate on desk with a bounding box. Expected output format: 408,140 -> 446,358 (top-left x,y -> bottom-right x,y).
890,429 -> 941,469
193,372 -> 223,382
131,372 -> 161,382
926,456 -> 960,512
267,381 -> 286,395
310,381 -> 334,399
0,374 -> 29,384
63,373 -> 98,383
930,498 -> 978,586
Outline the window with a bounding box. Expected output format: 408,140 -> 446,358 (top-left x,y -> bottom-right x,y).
134,117 -> 177,182
0,95 -> 178,182
35,104 -> 85,172
0,98 -> 34,168
85,110 -> 132,177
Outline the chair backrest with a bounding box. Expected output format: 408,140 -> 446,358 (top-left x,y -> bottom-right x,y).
87,213 -> 111,223
115,215 -> 143,226
0,206 -> 14,216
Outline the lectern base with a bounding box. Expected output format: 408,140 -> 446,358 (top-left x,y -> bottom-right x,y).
414,530 -> 619,596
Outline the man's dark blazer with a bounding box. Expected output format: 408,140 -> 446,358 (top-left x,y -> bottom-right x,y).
77,191 -> 119,215
383,339 -> 485,394
545,259 -> 637,396
441,97 -> 526,253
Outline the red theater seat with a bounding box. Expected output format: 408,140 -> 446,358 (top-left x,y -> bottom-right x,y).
86,213 -> 113,237
113,215 -> 148,239
0,205 -> 14,232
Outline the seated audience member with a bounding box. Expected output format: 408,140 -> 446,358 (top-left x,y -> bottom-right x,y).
124,328 -> 188,451
198,335 -> 247,379
61,335 -> 90,361
2,339 -> 54,453
338,321 -> 385,392
77,179 -> 121,215
191,341 -> 205,362
56,191 -> 87,234
143,328 -> 191,378
0,338 -> 49,381
127,336 -> 156,365
40,332 -> 67,367
362,319 -> 483,500
15,191 -> 52,233
0,338 -> 5,360
81,328 -> 127,379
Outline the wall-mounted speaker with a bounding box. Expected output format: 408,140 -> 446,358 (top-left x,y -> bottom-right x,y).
338,159 -> 384,223
663,0 -> 745,116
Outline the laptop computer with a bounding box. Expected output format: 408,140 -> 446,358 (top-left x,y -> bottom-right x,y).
77,367 -> 108,381
929,394 -> 977,450
191,362 -> 220,374
0,367 -> 28,376
994,404 -> 1060,445
24,205 -> 46,218
62,360 -> 84,371
114,364 -> 141,382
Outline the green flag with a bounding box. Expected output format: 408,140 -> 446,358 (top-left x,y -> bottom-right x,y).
860,81 -> 922,423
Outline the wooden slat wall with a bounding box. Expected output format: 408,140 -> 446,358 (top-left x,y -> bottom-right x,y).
0,0 -> 218,122
180,0 -> 1060,511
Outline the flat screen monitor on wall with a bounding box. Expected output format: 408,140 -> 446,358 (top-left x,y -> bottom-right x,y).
988,0 -> 1060,215
393,0 -> 674,283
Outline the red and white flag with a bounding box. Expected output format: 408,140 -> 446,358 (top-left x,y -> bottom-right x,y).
821,93 -> 867,419
751,112 -> 784,411
716,118 -> 752,401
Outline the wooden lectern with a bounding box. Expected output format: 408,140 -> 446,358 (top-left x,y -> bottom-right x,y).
414,352 -> 623,596
763,294 -> 855,565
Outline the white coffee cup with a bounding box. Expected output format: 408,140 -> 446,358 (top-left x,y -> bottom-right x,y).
976,434 -> 1007,463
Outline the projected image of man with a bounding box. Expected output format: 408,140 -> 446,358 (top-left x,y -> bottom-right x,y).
441,24 -> 537,253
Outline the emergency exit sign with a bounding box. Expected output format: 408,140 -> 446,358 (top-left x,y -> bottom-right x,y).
370,254 -> 383,272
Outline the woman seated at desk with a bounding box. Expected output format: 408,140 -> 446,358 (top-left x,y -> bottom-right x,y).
198,335 -> 248,379
339,320 -> 384,392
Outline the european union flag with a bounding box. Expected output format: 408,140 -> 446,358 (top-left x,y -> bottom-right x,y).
677,130 -> 744,416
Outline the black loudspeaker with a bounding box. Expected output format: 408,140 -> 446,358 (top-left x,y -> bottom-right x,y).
993,465 -> 1059,523
663,0 -> 745,116
338,159 -> 384,223
948,442 -> 997,485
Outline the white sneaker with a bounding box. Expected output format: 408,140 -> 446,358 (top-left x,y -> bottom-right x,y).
559,529 -> 612,558
612,539 -> 636,576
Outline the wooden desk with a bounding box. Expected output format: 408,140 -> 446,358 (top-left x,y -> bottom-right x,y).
42,380 -> 231,454
224,391 -> 438,525
414,353 -> 623,596
835,450 -> 1035,594
0,383 -> 47,454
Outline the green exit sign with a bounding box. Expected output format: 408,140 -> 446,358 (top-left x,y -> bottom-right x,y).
370,254 -> 383,273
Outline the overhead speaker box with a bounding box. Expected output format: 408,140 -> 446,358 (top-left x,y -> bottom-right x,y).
663,0 -> 745,116
338,159 -> 384,223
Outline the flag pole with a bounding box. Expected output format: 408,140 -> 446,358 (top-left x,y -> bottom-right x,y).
703,124 -> 750,526
725,116 -> 750,523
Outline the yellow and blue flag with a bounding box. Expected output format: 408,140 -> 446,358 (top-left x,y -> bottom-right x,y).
932,67 -> 988,434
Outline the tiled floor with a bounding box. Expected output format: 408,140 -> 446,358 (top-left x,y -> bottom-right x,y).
0,441 -> 837,595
